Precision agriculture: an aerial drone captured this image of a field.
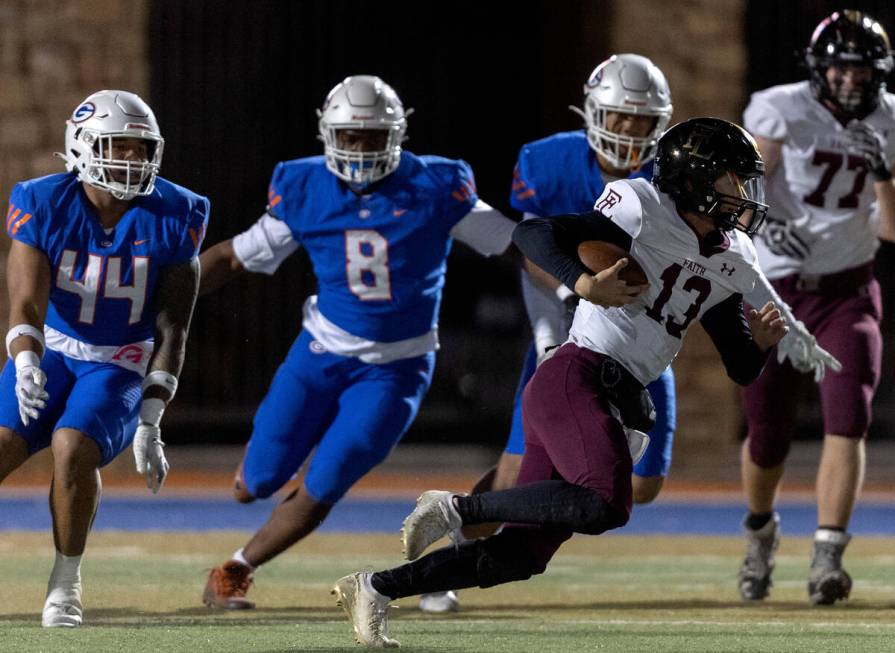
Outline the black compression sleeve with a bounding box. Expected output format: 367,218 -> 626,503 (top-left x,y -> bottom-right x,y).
512,211 -> 633,291
700,293 -> 772,385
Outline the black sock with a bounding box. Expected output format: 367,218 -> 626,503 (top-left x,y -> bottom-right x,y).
817,525 -> 845,532
454,480 -> 624,534
371,542 -> 482,600
746,512 -> 773,531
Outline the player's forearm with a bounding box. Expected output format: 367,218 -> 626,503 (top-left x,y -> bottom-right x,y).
6,241 -> 50,356
701,294 -> 772,385
146,259 -> 200,401
513,218 -> 593,291
198,239 -> 245,295
524,259 -> 562,292
874,177 -> 895,243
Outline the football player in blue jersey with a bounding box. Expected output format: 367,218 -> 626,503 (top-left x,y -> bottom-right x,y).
419,53 -> 675,614
199,75 -> 516,610
0,90 -> 208,627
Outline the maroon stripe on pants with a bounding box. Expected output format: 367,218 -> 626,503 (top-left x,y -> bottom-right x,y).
520,343 -> 633,519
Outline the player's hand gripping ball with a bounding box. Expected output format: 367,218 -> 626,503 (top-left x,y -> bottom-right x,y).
577,240 -> 648,286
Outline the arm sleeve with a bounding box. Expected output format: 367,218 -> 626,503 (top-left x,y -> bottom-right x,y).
700,293 -> 772,386
512,211 -> 633,291
232,212 -> 300,275
743,93 -> 788,141
449,200 -> 516,256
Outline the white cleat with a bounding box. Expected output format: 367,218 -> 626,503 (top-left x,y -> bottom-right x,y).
42,584 -> 83,628
332,572 -> 399,649
419,590 -> 460,613
401,490 -> 463,561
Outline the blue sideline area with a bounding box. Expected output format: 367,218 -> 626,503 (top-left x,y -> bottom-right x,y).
2,496 -> 895,534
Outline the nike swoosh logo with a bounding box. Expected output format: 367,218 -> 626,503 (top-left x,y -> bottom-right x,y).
393,209 -> 407,217
133,239 -> 149,245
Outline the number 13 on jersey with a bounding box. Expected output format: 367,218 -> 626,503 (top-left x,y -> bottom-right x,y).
345,229 -> 392,301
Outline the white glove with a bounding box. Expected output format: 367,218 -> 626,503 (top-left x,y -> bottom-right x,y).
775,318 -> 843,383
847,120 -> 891,182
14,351 -> 48,425
133,423 -> 169,494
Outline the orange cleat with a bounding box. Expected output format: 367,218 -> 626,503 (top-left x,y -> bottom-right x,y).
203,560 -> 256,610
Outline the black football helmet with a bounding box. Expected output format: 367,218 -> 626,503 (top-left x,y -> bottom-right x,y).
653,117 -> 768,237
805,10 -> 894,118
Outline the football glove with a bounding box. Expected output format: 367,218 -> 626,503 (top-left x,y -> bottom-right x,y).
775,317 -> 842,383
14,351 -> 48,425
133,424 -> 169,494
848,121 -> 891,182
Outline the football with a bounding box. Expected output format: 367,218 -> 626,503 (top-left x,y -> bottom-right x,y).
577,240 -> 648,286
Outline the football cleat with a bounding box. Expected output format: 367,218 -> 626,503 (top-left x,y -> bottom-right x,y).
738,512 -> 780,601
332,572 -> 399,648
808,530 -> 852,606
401,490 -> 463,561
42,583 -> 83,628
419,590 -> 460,614
202,560 -> 255,609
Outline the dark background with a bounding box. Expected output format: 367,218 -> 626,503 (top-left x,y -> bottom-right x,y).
147,0 -> 895,446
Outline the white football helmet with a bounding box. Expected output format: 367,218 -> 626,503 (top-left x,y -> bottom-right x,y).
61,90 -> 164,200
571,54 -> 673,170
317,75 -> 408,187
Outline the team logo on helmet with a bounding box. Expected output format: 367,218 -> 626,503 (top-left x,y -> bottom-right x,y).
71,102 -> 96,124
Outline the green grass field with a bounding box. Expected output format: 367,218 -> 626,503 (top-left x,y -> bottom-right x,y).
1,532 -> 893,652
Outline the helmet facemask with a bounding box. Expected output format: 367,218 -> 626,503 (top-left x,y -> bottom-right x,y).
78,129 -> 163,200
704,171 -> 768,237
579,96 -> 669,170
319,124 -> 404,188
808,58 -> 890,117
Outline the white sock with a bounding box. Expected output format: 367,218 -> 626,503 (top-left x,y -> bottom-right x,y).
814,528 -> 849,546
232,548 -> 254,570
49,552 -> 82,588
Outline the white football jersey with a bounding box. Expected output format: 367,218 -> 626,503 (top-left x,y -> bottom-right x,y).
743,81 -> 895,278
568,179 -> 761,385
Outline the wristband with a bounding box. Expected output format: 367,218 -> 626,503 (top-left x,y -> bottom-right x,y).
142,370 -> 178,399
6,324 -> 45,359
